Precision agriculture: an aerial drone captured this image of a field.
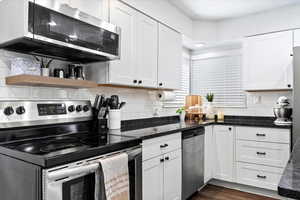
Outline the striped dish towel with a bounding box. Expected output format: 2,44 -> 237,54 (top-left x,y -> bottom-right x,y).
96,153 -> 130,200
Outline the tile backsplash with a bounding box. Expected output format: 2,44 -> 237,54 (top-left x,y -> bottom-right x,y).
0,50 -> 177,120
0,49 -> 293,120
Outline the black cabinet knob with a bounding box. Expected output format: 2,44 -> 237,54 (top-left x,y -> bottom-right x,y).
83,105 -> 90,112
138,80 -> 142,84
159,83 -> 163,86
287,84 -> 291,88
160,158 -> 164,163
133,80 -> 137,84
16,106 -> 25,115
68,105 -> 75,112
76,105 -> 82,112
165,157 -> 169,161
4,106 -> 14,116
229,127 -> 232,131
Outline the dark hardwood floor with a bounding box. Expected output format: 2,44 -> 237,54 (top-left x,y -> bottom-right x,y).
190,184 -> 278,200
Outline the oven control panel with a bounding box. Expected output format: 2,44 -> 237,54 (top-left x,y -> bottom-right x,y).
0,100 -> 92,128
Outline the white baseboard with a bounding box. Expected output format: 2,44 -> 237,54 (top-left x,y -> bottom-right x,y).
207,179 -> 293,200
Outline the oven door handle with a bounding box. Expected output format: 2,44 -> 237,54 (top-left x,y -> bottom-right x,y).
47,163 -> 99,181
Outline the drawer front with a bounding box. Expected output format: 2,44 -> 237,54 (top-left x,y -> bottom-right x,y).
236,162 -> 283,191
236,126 -> 290,144
236,140 -> 290,167
142,133 -> 181,161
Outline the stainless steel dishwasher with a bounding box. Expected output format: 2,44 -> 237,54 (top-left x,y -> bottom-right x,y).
182,127 -> 205,200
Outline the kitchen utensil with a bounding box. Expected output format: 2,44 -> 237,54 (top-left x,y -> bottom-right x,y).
119,102 -> 126,109
53,68 -> 65,78
75,66 -> 84,80
68,65 -> 76,79
110,95 -> 119,109
94,95 -> 100,108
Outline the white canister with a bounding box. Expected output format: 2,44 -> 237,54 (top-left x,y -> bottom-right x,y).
108,109 -> 121,130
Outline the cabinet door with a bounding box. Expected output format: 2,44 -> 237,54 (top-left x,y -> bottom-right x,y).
164,150 -> 182,200
294,29 -> 300,47
109,0 -> 137,86
136,12 -> 158,88
158,24 -> 181,90
143,157 -> 164,200
243,31 -> 293,90
69,0 -> 103,19
213,126 -> 235,182
204,126 -> 213,183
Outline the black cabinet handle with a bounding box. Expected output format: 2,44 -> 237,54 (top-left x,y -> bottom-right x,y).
287,84 -> 291,88
159,83 -> 163,86
290,54 -> 294,57
138,80 -> 142,84
133,80 -> 137,84
257,175 -> 267,179
160,144 -> 169,148
165,157 -> 169,161
256,133 -> 266,137
256,152 -> 266,155
228,127 -> 232,131
160,158 -> 164,163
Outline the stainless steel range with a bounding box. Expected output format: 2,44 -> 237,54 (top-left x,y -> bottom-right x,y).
0,100 -> 141,200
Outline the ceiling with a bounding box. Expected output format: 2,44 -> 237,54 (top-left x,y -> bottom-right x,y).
168,0 -> 300,20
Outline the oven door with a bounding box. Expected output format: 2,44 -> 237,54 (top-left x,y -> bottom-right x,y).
44,148 -> 142,200
29,2 -> 120,59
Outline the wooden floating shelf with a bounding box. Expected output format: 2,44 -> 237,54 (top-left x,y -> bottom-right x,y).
6,75 -> 98,89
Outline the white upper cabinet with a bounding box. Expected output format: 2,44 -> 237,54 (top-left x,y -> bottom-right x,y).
136,12 -> 158,88
69,0 -> 104,19
294,29 -> 300,47
108,0 -> 158,88
213,126 -> 235,182
109,0 -> 137,86
158,24 -> 182,90
243,31 -> 293,91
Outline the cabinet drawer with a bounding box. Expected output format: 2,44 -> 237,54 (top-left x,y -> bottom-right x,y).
142,133 -> 181,161
236,127 -> 290,144
236,162 -> 283,191
236,140 -> 290,167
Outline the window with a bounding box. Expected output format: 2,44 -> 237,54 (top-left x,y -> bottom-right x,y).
191,48 -> 246,108
163,49 -> 190,108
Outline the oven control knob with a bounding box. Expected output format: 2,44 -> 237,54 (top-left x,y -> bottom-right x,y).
83,105 -> 90,112
16,106 -> 25,115
4,106 -> 14,116
76,105 -> 82,112
68,105 -> 75,112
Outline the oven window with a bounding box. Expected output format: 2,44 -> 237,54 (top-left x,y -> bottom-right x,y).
63,173 -> 95,200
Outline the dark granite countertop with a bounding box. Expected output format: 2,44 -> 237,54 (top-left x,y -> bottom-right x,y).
278,139 -> 300,199
111,116 -> 291,140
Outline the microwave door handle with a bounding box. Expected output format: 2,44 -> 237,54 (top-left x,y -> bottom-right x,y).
47,163 -> 99,181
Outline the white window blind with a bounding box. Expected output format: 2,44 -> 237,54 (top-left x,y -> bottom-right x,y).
191,50 -> 246,108
163,50 -> 190,108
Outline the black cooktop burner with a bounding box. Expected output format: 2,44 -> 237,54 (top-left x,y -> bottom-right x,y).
2,132 -> 134,157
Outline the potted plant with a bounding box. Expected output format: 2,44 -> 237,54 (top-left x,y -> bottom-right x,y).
176,107 -> 186,122
205,93 -> 215,119
35,56 -> 53,77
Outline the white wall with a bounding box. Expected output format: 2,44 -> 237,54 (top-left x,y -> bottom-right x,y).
0,50 -> 176,120
192,20 -> 217,42
192,4 -> 300,43
121,0 -> 193,37
217,4 -> 300,41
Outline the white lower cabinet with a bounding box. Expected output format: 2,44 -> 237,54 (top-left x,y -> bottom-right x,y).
213,125 -> 235,182
204,126 -> 213,183
236,162 -> 284,191
235,126 -> 290,191
142,134 -> 182,200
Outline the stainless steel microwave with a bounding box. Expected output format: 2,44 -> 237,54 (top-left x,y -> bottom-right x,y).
0,0 -> 120,63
